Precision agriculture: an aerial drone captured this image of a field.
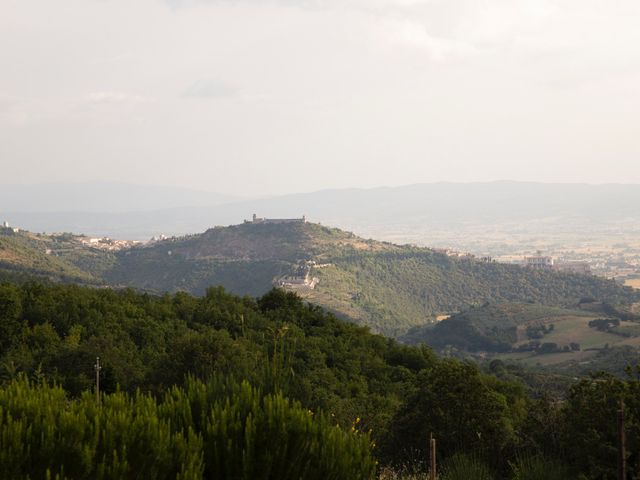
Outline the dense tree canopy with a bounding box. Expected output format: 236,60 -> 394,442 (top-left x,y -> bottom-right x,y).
0,281 -> 639,478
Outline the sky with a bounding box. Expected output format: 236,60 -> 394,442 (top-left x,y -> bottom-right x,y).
1,0 -> 639,196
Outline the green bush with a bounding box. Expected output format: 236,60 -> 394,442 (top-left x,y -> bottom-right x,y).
160,376 -> 375,480
0,376 -> 202,480
0,375 -> 375,480
510,455 -> 573,480
440,453 -> 494,480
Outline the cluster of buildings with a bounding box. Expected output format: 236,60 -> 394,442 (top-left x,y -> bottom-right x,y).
276,261 -> 319,290
277,273 -> 319,289
149,234 -> 169,243
524,252 -> 591,275
433,246 -> 593,276
79,236 -> 140,252
247,214 -> 307,225
1,221 -> 20,234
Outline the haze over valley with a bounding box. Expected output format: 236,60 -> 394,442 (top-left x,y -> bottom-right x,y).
4,180 -> 640,286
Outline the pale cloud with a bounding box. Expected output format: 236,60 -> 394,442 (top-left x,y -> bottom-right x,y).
85,92 -> 149,104
2,0 -> 640,193
378,17 -> 478,60
451,0 -> 640,59
166,0 -> 435,8
0,94 -> 19,112
0,95 -> 29,126
182,79 -> 238,98
452,0 -> 558,46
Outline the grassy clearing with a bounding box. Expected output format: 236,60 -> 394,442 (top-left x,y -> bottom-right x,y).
543,316 -> 620,348
523,350 -> 596,367
512,315 -> 622,350
618,335 -> 640,347
500,315 -> 640,366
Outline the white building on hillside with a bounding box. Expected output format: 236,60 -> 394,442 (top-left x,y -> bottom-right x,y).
525,253 -> 554,270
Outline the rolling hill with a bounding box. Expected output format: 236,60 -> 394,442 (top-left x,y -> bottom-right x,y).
401,302 -> 599,351
2,221 -> 639,336
0,229 -> 111,283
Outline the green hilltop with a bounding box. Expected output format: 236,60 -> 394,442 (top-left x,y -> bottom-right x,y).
108,221 -> 638,336
1,221 -> 638,336
0,230 -> 114,284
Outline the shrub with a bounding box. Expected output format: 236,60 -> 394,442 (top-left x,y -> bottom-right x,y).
0,376 -> 202,480
510,455 -> 573,480
160,376 -> 375,480
440,453 -> 494,480
0,376 -> 375,480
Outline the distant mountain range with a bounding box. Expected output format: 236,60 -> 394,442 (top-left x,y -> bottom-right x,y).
2,181 -> 640,241
0,181 -> 239,213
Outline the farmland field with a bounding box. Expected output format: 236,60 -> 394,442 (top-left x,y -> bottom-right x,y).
502,315 -> 640,366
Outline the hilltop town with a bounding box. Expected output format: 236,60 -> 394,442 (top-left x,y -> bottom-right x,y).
246,213 -> 307,224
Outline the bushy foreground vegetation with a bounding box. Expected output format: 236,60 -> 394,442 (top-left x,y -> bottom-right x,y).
0,376 -> 374,479
1,281 -> 640,478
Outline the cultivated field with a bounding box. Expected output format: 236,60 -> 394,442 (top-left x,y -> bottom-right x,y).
500,314 -> 640,367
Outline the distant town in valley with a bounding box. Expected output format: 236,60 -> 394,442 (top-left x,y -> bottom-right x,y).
353,221 -> 640,289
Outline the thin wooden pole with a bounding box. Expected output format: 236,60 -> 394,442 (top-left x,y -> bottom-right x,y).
428,433 -> 432,479
429,433 -> 437,480
618,400 -> 626,480
94,356 -> 101,405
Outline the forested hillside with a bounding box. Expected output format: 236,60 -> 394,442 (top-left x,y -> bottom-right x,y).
1,281 -> 640,479
106,222 -> 639,335
0,229 -> 114,283
305,250 -> 638,335
0,232 -> 97,283
2,222 -> 638,337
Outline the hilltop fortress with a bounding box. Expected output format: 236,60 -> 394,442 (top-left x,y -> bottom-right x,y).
247,214 -> 307,225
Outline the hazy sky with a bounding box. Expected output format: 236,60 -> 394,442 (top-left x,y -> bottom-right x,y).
1,0 -> 639,196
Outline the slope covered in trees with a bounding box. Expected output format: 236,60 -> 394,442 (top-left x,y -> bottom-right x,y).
1,281 -> 640,478
106,222 -> 639,335
2,222 -> 638,336
0,232 -> 99,283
